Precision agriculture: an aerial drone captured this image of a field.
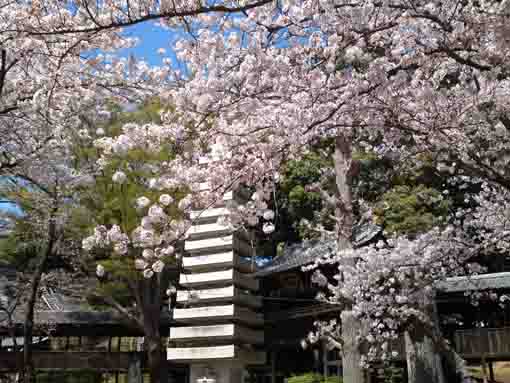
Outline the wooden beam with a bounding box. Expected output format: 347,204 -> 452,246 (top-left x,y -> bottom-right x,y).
271,351 -> 276,383
0,351 -> 144,371
489,360 -> 495,382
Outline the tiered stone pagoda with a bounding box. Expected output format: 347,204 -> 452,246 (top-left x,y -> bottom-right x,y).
167,179 -> 265,383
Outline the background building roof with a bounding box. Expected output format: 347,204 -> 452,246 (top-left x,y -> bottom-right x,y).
439,272 -> 510,293
255,223 -> 382,277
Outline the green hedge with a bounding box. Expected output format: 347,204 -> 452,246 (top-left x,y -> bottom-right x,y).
286,372 -> 342,383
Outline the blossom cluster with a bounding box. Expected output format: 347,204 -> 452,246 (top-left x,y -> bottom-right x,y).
82,188 -> 191,278
8,0 -> 510,370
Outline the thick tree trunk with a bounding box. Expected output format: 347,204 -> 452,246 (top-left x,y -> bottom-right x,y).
405,332 -> 445,383
147,335 -> 166,383
422,325 -> 471,383
342,311 -> 364,383
406,294 -> 446,383
142,276 -> 167,383
333,134 -> 364,383
128,353 -> 143,383
22,213 -> 56,383
333,134 -> 354,250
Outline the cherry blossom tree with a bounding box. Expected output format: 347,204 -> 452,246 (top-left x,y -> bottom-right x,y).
0,155 -> 83,383
77,102 -> 195,383
153,1 -> 510,381
85,0 -> 510,381
6,0 -> 510,382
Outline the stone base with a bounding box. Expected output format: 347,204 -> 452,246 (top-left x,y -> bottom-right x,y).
190,362 -> 247,383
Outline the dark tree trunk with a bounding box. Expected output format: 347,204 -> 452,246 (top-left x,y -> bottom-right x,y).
147,335 -> 167,383
22,212 -> 56,383
141,276 -> 167,383
406,296 -> 446,383
405,331 -> 446,383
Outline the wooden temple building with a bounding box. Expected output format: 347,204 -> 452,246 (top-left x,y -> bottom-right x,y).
2,186 -> 510,382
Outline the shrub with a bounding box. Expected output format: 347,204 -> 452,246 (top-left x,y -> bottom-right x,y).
286,372 -> 342,383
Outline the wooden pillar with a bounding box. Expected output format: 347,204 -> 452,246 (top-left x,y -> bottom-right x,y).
322,341 -> 328,379
481,355 -> 488,383
313,349 -> 320,373
365,369 -> 372,383
337,355 -> 342,380
271,350 -> 277,383
489,361 -> 495,382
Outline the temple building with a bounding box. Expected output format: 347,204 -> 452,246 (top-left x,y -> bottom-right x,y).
2,192 -> 510,382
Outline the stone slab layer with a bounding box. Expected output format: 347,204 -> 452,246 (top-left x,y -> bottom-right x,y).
190,207 -> 229,221
172,304 -> 263,326
176,285 -> 262,308
179,269 -> 259,291
169,323 -> 263,344
167,345 -> 266,364
184,236 -> 233,253
182,252 -> 235,270
186,222 -> 232,240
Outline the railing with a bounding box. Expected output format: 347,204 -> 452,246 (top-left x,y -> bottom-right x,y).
454,327 -> 510,359
267,308 -> 510,361
0,351 -> 144,371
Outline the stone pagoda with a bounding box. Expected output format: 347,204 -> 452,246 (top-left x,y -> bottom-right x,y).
167,164 -> 265,383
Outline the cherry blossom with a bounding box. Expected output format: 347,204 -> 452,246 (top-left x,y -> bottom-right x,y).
159,194 -> 173,206
136,196 -> 152,209
10,0 -> 509,380
96,264 -> 105,278
112,171 -> 127,184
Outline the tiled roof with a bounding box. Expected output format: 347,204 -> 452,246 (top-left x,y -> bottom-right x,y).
254,240 -> 335,277
40,292 -> 82,312
439,272 -> 510,293
255,223 -> 382,277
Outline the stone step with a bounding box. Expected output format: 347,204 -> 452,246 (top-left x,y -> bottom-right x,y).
176,286 -> 262,309
172,305 -> 263,326
179,269 -> 258,291
167,345 -> 266,364
169,324 -> 264,344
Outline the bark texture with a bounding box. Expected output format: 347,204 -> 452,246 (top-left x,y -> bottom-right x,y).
405,331 -> 446,383
128,354 -> 143,383
141,276 -> 167,383
341,310 -> 365,383
147,335 -> 166,383
333,134 -> 354,250
333,134 -> 364,383
406,295 -> 449,383
22,210 -> 56,383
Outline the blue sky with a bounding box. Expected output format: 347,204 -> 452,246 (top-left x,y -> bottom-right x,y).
117,21 -> 183,66
0,176 -> 25,216
0,22 -> 176,216
0,203 -> 20,215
